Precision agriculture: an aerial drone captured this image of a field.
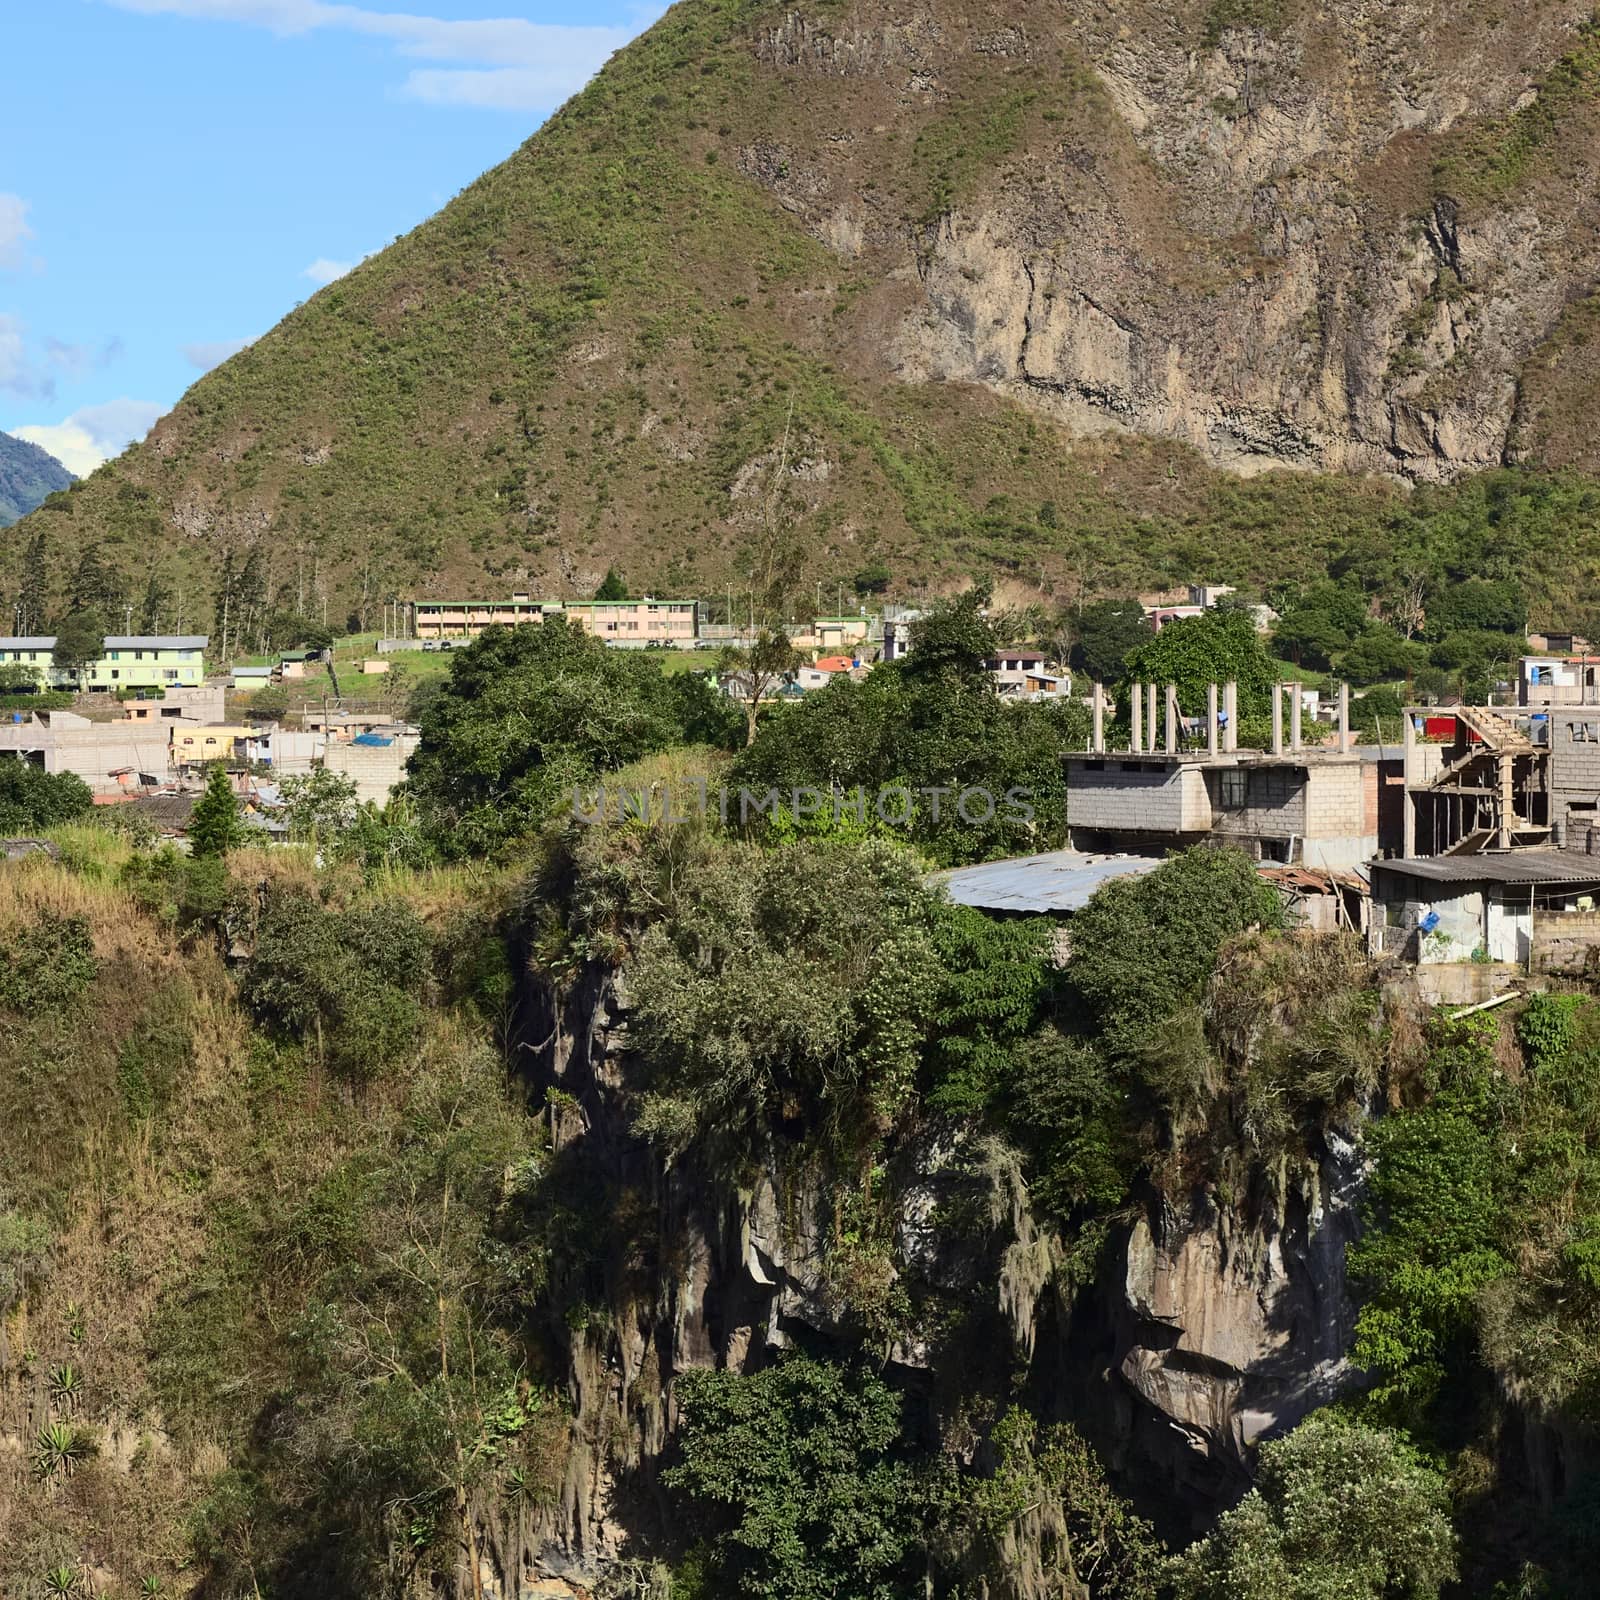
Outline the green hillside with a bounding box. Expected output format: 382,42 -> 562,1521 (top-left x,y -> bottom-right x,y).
10,0 -> 1600,631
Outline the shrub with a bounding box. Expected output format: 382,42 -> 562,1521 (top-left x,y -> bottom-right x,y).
1169,1413 -> 1456,1599
0,761 -> 93,833
0,914 -> 97,1015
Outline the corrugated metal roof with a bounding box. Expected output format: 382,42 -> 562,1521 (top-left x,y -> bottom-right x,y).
939,850 -> 1164,913
0,637 -> 56,649
104,635 -> 209,650
1375,851 -> 1600,886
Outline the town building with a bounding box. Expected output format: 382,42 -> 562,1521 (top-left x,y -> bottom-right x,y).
119,684 -> 227,725
0,709 -> 170,795
171,725 -> 257,766
1063,680 -> 1403,870
411,595 -> 698,645
986,650 -> 1070,699
1368,852 -> 1600,972
1519,654 -> 1600,707
0,635 -> 209,693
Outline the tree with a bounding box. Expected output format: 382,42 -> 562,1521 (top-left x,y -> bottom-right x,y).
663,1356 -> 934,1600
138,568 -> 171,635
1069,599 -> 1150,685
0,762 -> 93,833
18,530 -> 49,636
278,769 -> 359,845
69,542 -> 122,622
188,764 -> 248,857
853,560 -> 891,596
1123,610 -> 1276,717
1338,627 -> 1429,687
593,566 -> 629,601
1068,846 -> 1283,1061
1426,576 -> 1524,639
406,616 -> 694,857
719,628 -> 800,746
51,612 -> 104,685
1169,1414 -> 1456,1600
1270,583 -> 1369,670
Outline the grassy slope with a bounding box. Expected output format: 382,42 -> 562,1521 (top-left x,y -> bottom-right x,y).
7,0 -> 1600,630
0,835 -> 521,1594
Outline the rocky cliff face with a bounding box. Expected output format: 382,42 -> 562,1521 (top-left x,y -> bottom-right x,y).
488,956 -> 1368,1594
751,0 -> 1600,482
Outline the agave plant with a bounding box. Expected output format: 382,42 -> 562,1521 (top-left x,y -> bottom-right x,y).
33,1421 -> 89,1478
48,1364 -> 82,1407
41,1564 -> 79,1596
139,1578 -> 165,1598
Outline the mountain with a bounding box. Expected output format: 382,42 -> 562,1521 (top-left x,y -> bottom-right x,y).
9,0 -> 1600,626
0,430 -> 73,527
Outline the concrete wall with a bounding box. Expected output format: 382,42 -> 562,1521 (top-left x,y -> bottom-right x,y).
1066,759 -> 1211,834
323,737 -> 418,805
1533,910 -> 1600,976
1546,709 -> 1600,833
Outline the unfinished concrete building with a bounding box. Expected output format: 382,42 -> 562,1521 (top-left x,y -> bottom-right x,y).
1064,680 -> 1402,870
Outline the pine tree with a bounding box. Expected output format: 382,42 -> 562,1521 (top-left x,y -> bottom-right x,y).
70,542 -> 123,622
238,545 -> 267,653
139,569 -> 171,635
188,763 -> 247,858
18,531 -> 48,635
213,549 -> 237,662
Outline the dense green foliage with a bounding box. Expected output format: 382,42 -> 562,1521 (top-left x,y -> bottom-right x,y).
0,913 -> 97,1016
1068,848 -> 1284,1059
240,893 -> 432,1081
0,761 -> 92,834
665,1357 -> 932,1600
406,617 -> 737,857
1069,597 -> 1152,684
731,590 -> 1083,863
1122,609 -> 1276,718
1170,1414 -> 1456,1599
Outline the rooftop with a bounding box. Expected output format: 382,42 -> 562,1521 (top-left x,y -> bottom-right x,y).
1374,851 -> 1600,886
0,637 -> 56,650
104,636 -> 209,650
938,849 -> 1164,914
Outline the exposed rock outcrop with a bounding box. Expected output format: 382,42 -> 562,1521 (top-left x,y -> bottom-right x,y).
489,958 -> 1371,1594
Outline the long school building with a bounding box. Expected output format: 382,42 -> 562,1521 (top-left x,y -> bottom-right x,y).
411,596 -> 699,644
0,635 -> 210,692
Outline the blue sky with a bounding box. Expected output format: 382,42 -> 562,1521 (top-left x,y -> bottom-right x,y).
1,0 -> 662,474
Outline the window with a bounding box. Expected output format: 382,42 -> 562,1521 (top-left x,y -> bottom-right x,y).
1220,769 -> 1248,809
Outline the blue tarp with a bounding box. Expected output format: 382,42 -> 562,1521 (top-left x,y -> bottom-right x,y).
351,733 -> 394,747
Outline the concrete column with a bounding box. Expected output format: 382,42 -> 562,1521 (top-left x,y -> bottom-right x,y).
1092,683 -> 1105,754
1165,684 -> 1178,755
1339,681 -> 1352,755
1207,683 -> 1219,758
1271,683 -> 1284,756
1497,754 -> 1513,850
1402,709 -> 1416,858
1291,686 -> 1303,752
1223,680 -> 1238,753
1130,680 -> 1143,754
1146,683 -> 1158,754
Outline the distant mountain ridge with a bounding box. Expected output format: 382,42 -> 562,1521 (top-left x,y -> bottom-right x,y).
0,431 -> 72,528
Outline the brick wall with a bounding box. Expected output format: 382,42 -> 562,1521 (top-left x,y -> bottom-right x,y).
1534,910 -> 1600,976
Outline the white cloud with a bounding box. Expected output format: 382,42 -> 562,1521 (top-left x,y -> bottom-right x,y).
0,194 -> 34,271
302,257 -> 355,286
0,313 -> 52,400
13,398 -> 166,476
182,336 -> 253,370
100,0 -> 658,111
